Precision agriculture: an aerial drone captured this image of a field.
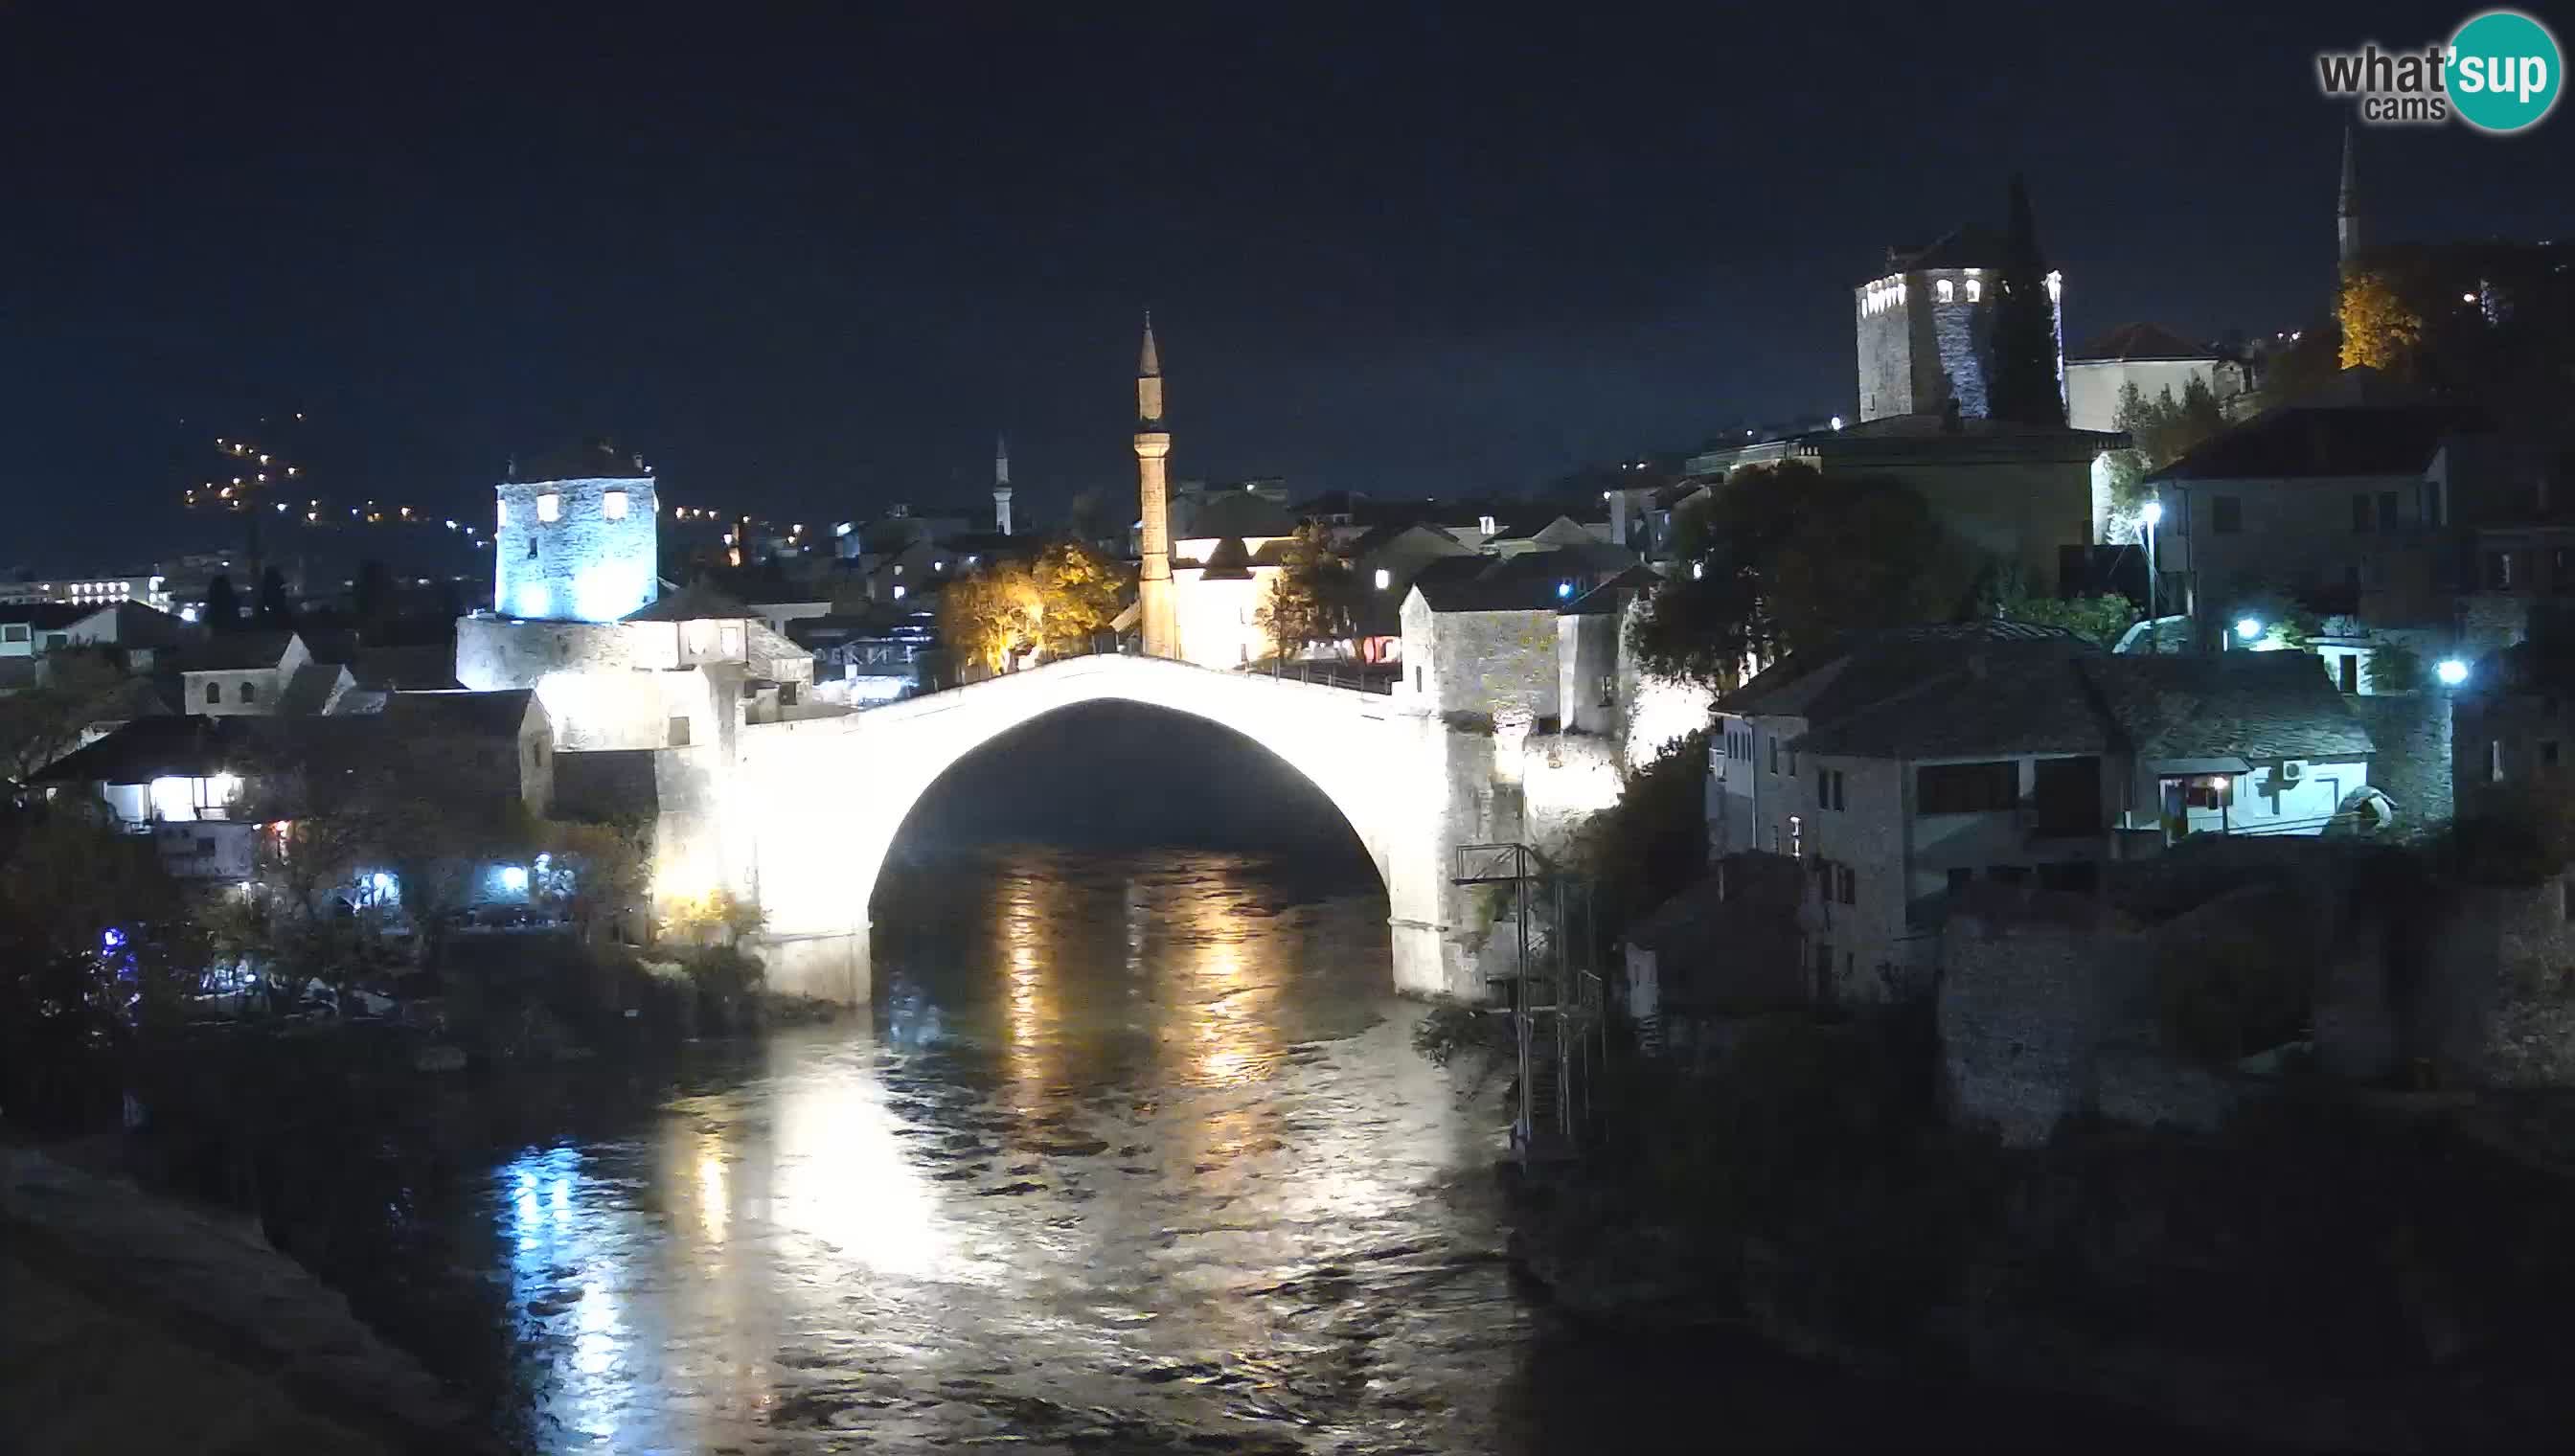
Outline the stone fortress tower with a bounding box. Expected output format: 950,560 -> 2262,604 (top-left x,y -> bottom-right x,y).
492,438 -> 660,623
1854,232 -> 2063,422
1133,314 -> 1180,659
992,433 -> 1014,536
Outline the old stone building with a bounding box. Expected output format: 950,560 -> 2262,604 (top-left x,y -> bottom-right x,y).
1854,228 -> 2062,423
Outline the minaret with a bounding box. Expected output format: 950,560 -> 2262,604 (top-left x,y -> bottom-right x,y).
992,432 -> 1014,536
1133,313 -> 1179,659
2336,124 -> 2362,274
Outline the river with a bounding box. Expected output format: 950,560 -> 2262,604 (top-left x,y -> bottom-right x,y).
313,839 -> 2221,1454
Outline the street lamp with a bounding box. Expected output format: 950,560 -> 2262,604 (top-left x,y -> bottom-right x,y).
2236,617 -> 2264,644
2436,658 -> 2470,687
2141,500 -> 2163,651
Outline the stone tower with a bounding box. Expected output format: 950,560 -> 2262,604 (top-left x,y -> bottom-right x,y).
492,439 -> 658,623
1853,230 -> 2061,422
2336,124 -> 2363,274
1133,314 -> 1179,659
992,433 -> 1014,536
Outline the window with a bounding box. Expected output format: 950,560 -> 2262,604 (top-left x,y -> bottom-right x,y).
0,625 -> 25,643
2488,551 -> 2515,591
603,489 -> 629,520
1477,514 -> 1496,535
1965,278 -> 1983,303
2378,490 -> 2400,531
1597,673 -> 1615,708
497,499 -> 510,528
2211,495 -> 2243,535
1787,748 -> 1799,777
1789,814 -> 1803,859
1375,568 -> 1391,590
2339,654 -> 2359,694
1769,738 -> 1779,775
239,681 -> 257,704
1414,666 -> 1424,694
205,681 -> 222,704
2353,493 -> 2374,533
2180,775 -> 2233,810
1915,761 -> 2017,814
2491,740 -> 2504,784
1834,863 -> 1857,905
668,716 -> 692,747
536,492 -> 561,522
1936,279 -> 1954,303
41,633 -> 65,650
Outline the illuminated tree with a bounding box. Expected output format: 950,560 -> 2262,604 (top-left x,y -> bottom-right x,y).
1253,521 -> 1358,664
2338,268 -> 2424,372
935,560 -> 1043,673
1031,539 -> 1128,659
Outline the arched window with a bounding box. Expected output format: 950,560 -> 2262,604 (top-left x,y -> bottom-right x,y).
1966,279 -> 1983,303
1936,279 -> 1955,304
205,681 -> 222,705
239,681 -> 258,704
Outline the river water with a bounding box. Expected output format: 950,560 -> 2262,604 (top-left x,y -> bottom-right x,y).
334,842 -> 2218,1455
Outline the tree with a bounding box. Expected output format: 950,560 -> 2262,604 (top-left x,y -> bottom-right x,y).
2361,638 -> 2425,694
2113,376 -> 2227,471
0,649 -> 126,790
935,560 -> 1043,673
2338,267 -> 2425,373
1988,581 -> 2139,648
1030,539 -> 1127,659
1632,463 -> 1975,686
1987,173 -> 2066,427
0,800 -> 207,1129
1253,521 -> 1358,664
1566,729 -> 1712,948
255,566 -> 292,628
202,574 -> 240,632
537,818 -> 651,945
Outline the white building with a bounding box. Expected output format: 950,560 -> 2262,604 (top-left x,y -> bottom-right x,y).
1713,624 -> 2374,1003
2063,322 -> 2250,434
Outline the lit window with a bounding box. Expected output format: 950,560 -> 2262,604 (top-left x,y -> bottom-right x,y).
1478,514 -> 1496,535
893,584 -> 906,601
603,489 -> 629,520
1936,279 -> 1955,303
536,493 -> 561,522
1375,568 -> 1391,590
497,499 -> 510,528
1966,279 -> 1983,303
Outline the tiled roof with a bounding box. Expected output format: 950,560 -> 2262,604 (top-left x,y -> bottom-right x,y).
2080,652 -> 2373,761
348,644 -> 462,692
2145,404 -> 2490,483
382,689 -> 536,739
1560,564 -> 1666,617
1790,648 -> 2112,759
175,629 -> 296,673
2069,323 -> 2218,363
1410,550 -> 1594,613
1194,536 -> 1257,581
622,581 -> 752,623
273,662 -> 346,717
0,603 -> 95,630
1720,621 -> 2089,721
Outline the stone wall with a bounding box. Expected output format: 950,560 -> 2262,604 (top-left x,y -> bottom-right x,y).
493,474 -> 658,623
2351,691 -> 2453,830
1428,608 -> 1561,721
2424,879 -> 2575,1089
1938,904 -> 2131,1147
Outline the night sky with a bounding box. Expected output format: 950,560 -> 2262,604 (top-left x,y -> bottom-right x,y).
5,1 -> 2571,567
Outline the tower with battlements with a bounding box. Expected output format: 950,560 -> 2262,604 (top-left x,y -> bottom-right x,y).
992,433 -> 1014,536
1133,316 -> 1179,659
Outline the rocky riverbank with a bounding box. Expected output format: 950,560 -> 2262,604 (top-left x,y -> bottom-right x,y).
1504,1020 -> 2575,1454
0,1147 -> 504,1455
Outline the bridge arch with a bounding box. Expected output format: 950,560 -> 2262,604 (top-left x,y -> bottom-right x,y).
716,656 -> 1466,1004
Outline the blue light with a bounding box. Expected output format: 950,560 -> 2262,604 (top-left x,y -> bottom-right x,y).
369,872 -> 396,895
498,865 -> 530,893
2436,658 -> 2470,687
1557,581 -> 1574,600
101,927 -> 125,952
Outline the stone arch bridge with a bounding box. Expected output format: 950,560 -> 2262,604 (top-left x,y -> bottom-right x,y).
662,654 -> 1613,1005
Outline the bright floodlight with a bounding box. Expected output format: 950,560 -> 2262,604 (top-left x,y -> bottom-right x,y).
2436,658 -> 2470,687
2142,500 -> 2164,527
2236,618 -> 2263,641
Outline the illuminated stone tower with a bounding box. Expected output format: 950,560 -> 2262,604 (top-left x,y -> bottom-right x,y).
2336,124 -> 2362,274
1133,314 -> 1179,659
992,432 -> 1014,536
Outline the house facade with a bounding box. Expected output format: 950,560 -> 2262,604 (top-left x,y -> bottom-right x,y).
1712,625 -> 2375,1003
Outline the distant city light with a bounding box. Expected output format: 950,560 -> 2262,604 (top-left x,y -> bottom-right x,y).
2236,617 -> 2263,641
2436,658 -> 2470,687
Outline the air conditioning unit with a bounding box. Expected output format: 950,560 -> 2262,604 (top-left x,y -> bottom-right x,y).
2278,760 -> 2306,785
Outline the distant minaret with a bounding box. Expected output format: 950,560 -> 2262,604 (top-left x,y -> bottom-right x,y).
992,433 -> 1014,536
1133,313 -> 1179,659
2337,124 -> 2362,274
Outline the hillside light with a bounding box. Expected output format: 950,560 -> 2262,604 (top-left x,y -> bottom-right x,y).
2437,658 -> 2470,687
2236,617 -> 2263,642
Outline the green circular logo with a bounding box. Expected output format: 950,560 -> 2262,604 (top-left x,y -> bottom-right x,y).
2450,10 -> 2562,133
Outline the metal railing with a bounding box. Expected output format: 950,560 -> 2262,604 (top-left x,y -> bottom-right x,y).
1242,659 -> 1396,694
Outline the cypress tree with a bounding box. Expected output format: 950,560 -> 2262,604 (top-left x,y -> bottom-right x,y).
1989,173 -> 2065,427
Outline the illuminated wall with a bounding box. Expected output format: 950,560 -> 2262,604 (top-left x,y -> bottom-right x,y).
717,654 -> 1509,1006
494,474 -> 660,624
